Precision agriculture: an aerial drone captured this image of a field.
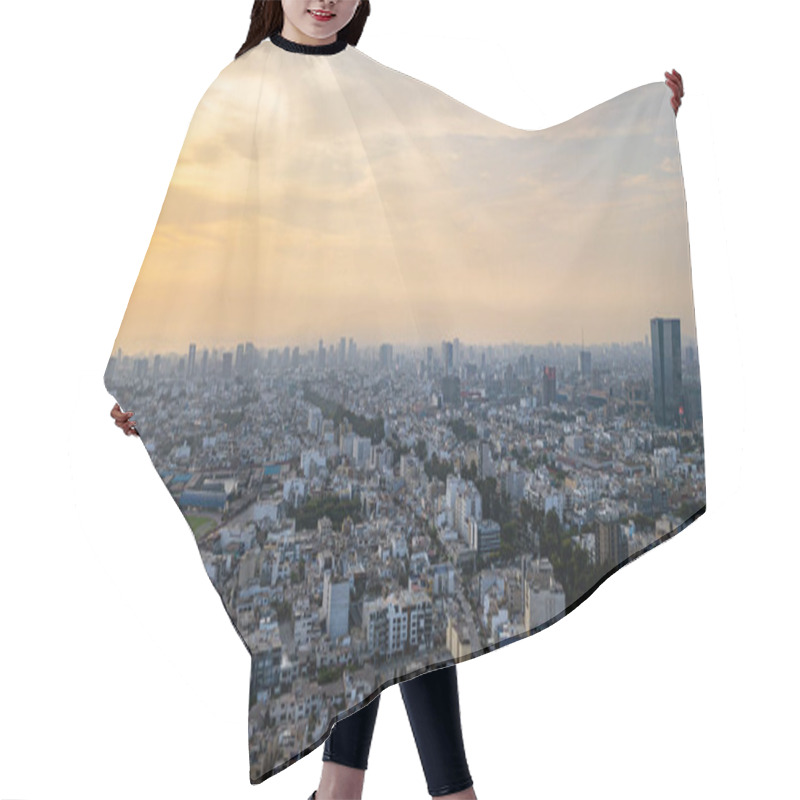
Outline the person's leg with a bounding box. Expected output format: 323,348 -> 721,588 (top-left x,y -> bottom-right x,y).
399,664 -> 476,798
315,693 -> 382,800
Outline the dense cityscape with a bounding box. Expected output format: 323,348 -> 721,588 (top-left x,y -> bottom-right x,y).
104,317 -> 705,781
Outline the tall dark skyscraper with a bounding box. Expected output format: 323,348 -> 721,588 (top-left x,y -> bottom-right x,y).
650,317 -> 683,427
542,366 -> 556,406
245,341 -> 256,374
579,350 -> 592,379
441,340 -> 454,376
187,342 -> 196,378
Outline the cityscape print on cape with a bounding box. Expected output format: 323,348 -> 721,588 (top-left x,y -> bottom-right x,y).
104,38 -> 706,783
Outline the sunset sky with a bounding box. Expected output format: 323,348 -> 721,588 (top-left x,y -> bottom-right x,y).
110,39 -> 697,358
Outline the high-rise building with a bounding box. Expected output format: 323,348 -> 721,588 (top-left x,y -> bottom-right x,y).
542,366 -> 556,406
245,341 -> 256,374
650,317 -> 683,427
323,572 -> 350,641
468,518 -> 501,555
523,557 -> 566,631
362,590 -> 432,655
235,342 -> 244,373
579,349 -> 592,379
187,343 -> 196,378
479,440 -> 495,480
596,509 -> 627,567
441,340 -> 454,375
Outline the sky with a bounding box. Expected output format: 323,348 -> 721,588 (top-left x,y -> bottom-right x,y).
110,38 -> 698,358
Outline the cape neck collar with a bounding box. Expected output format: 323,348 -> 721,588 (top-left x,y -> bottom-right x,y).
269,31 -> 349,56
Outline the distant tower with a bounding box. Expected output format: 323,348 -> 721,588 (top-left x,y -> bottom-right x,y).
187,343 -> 196,378
245,341 -> 256,374
579,350 -> 592,378
650,318 -> 683,427
235,342 -> 244,373
441,341 -> 454,376
222,351 -> 233,379
542,366 -> 557,406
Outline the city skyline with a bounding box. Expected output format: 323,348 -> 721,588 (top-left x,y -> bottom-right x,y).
110,326 -> 699,362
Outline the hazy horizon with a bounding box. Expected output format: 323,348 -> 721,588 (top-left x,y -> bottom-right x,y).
113,327 -> 699,362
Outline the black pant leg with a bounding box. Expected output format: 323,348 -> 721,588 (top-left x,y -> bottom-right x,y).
399,664 -> 474,797
322,693 -> 382,771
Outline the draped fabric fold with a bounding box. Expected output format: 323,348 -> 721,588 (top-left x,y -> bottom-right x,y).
104,35 -> 706,784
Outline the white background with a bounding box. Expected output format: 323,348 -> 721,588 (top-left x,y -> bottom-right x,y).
1,1 -> 795,798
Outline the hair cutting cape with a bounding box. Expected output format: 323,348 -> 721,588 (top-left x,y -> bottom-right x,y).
104,32 -> 707,784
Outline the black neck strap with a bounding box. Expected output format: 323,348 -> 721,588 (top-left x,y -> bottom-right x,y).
269,31 -> 348,56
